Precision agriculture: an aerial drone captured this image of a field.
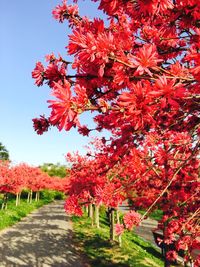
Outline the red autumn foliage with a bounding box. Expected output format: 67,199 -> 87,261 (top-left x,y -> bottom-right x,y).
123,211 -> 141,231
0,161 -> 68,196
32,1 -> 200,265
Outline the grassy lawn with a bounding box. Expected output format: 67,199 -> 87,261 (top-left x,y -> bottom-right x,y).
72,209 -> 164,267
0,198 -> 52,231
138,209 -> 163,221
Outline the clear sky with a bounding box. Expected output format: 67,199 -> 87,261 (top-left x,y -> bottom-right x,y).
0,0 -> 104,166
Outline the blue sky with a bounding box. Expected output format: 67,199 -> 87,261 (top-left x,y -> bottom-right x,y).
0,0 -> 104,166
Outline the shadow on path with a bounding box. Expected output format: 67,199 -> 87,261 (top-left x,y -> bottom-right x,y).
0,201 -> 86,267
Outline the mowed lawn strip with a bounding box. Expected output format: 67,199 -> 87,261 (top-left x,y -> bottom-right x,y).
138,209 -> 163,221
72,210 -> 164,267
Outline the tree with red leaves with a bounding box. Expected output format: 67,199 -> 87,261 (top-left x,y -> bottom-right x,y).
32,1 -> 200,266
0,161 -> 68,207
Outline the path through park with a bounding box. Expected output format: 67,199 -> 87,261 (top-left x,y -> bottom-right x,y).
0,200 -> 168,267
0,201 -> 86,267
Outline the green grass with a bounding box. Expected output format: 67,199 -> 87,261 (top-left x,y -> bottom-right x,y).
138,209 -> 163,221
72,210 -> 164,267
0,198 -> 52,231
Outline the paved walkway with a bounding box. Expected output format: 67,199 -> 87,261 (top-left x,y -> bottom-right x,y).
135,217 -> 158,246
0,201 -> 86,267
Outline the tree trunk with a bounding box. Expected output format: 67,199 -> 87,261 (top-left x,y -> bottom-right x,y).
116,209 -> 122,247
16,193 -> 19,206
35,191 -> 39,202
107,207 -> 112,224
18,192 -> 21,205
1,193 -> 8,210
94,204 -> 100,228
5,193 -> 8,210
30,190 -> 33,203
85,205 -> 88,214
116,209 -> 120,223
163,222 -> 170,267
110,208 -> 115,241
88,203 -> 93,217
164,251 -> 170,267
27,191 -> 30,203
88,203 -> 94,226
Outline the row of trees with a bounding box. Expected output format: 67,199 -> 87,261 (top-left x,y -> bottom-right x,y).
0,160 -> 69,208
32,1 -> 200,267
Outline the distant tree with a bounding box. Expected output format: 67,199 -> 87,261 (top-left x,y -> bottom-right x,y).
0,142 -> 9,161
40,163 -> 69,178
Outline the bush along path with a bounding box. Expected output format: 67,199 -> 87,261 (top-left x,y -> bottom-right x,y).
0,200 -> 87,267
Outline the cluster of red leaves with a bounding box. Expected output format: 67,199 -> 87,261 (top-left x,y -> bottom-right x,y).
123,211 -> 141,231
32,115 -> 50,135
115,223 -> 124,236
